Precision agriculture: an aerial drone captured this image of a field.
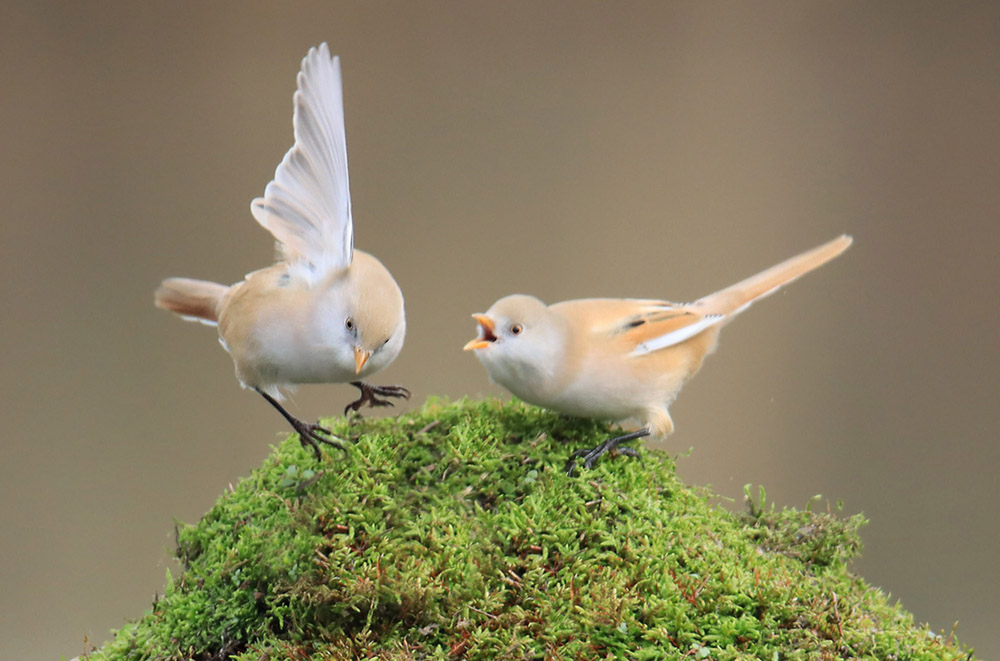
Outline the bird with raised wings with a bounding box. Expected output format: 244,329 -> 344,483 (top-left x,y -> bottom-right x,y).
155,44 -> 408,459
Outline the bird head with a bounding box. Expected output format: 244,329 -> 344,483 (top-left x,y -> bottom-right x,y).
319,251 -> 406,378
463,295 -> 565,391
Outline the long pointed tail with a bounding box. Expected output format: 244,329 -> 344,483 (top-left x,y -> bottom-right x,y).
694,235 -> 852,317
154,278 -> 228,324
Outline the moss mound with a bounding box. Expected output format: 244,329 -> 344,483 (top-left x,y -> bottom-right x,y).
85,398 -> 973,659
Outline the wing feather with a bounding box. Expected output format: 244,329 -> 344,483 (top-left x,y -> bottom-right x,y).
629,310 -> 725,355
603,301 -> 724,357
251,43 -> 353,280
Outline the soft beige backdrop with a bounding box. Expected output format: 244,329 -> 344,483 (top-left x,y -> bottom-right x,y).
2,2 -> 998,659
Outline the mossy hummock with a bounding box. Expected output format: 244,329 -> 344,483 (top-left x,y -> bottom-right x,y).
85,399 -> 973,660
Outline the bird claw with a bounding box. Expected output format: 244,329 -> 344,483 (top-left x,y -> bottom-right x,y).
289,419 -> 346,461
564,428 -> 649,476
344,381 -> 411,416
255,388 -> 346,461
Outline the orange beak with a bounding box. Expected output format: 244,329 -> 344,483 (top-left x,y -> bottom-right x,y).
353,346 -> 372,374
463,314 -> 497,351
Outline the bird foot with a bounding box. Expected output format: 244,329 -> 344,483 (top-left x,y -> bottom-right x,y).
255,388 -> 345,461
287,417 -> 346,461
564,428 -> 649,476
344,381 -> 412,415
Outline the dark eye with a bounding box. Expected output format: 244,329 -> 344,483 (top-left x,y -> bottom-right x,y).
345,317 -> 355,331
510,324 -> 523,335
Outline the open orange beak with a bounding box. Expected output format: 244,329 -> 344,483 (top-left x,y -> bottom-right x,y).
463,314 -> 498,351
353,346 -> 372,374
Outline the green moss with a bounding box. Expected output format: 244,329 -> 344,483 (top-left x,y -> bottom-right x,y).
85,398 -> 974,660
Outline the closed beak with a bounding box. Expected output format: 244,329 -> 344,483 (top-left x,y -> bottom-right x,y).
354,346 -> 372,374
463,314 -> 497,351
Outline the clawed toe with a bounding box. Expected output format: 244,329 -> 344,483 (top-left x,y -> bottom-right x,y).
375,384 -> 412,398
564,428 -> 650,476
292,420 -> 346,460
345,397 -> 392,414
344,381 -> 411,416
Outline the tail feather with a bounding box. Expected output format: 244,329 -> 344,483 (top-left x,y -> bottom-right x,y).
694,235 -> 852,317
154,278 -> 228,325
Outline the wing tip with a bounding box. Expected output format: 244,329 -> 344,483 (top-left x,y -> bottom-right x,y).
302,42 -> 339,73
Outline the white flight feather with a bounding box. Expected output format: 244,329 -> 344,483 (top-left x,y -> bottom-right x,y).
630,314 -> 725,356
251,43 -> 354,283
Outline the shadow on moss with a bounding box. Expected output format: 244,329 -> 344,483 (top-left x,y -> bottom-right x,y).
83,398 -> 975,660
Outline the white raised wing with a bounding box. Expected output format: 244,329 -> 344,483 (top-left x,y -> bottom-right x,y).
251,43 -> 354,280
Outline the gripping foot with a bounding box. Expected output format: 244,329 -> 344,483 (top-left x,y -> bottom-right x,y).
344,381 -> 412,415
256,389 -> 345,460
565,428 -> 649,476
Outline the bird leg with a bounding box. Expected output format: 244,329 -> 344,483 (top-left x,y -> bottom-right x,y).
565,428 -> 650,476
255,389 -> 345,460
344,381 -> 412,415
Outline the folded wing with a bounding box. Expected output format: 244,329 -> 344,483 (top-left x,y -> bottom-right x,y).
614,302 -> 725,357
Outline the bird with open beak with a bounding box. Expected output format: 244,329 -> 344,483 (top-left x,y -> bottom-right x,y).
155,44 -> 408,459
465,235 -> 852,473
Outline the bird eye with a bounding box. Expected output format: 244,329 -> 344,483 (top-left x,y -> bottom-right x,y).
510,324 -> 523,335
345,317 -> 355,331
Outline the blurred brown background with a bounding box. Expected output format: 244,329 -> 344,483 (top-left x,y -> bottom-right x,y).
2,1 -> 998,658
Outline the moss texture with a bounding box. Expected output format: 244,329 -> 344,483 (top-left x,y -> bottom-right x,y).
84,398 -> 973,660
